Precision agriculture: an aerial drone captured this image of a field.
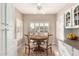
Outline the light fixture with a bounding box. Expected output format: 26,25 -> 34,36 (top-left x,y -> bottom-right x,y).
34,3 -> 45,14
36,3 -> 42,10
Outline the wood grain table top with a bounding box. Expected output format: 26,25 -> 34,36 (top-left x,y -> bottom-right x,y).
25,33 -> 53,41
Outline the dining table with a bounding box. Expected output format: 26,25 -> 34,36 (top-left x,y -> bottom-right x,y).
25,33 -> 53,55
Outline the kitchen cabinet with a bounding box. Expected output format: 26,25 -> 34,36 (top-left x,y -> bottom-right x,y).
72,4 -> 79,28
73,48 -> 79,56
0,3 -> 2,55
58,40 -> 72,56
0,3 -> 17,56
64,43 -> 73,56
0,3 -> 6,55
6,3 -> 17,56
58,40 -> 65,55
65,4 -> 79,28
63,4 -> 79,56
64,8 -> 72,28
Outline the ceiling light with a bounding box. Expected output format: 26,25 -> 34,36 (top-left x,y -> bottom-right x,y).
36,3 -> 42,10
33,3 -> 46,14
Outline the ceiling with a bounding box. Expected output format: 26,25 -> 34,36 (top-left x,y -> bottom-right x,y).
14,3 -> 73,14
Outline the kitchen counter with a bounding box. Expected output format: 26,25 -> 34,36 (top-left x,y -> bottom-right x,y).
64,39 -> 79,50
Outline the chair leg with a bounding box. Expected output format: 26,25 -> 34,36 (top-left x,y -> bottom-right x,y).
46,41 -> 48,56
46,49 -> 48,56
25,47 -> 27,54
28,47 -> 30,56
50,47 -> 52,55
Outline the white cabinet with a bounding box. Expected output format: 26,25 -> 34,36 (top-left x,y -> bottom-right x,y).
0,3 -> 17,56
72,4 -> 79,28
0,3 -> 2,55
65,4 -> 79,28
64,8 -> 72,28
58,40 -> 64,55
64,43 -> 73,56
0,3 -> 7,55
6,4 -> 17,56
58,40 -> 69,56
58,40 -> 72,56
73,48 -> 79,56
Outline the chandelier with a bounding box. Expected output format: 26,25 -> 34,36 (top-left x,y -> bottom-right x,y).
36,3 -> 42,10
33,3 -> 45,14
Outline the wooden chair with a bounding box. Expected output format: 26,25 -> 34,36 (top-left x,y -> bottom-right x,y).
47,34 -> 53,55
24,33 -> 38,56
24,33 -> 53,56
40,33 -> 53,55
24,34 -> 30,55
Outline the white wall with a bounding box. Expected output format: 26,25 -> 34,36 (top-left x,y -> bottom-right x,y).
15,9 -> 24,55
15,9 -> 24,40
15,9 -> 23,41
56,4 -> 77,56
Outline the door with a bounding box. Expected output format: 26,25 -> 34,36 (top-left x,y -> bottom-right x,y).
64,8 -> 72,28
0,3 -> 17,56
0,3 -> 7,55
72,4 -> 79,27
6,3 -> 17,56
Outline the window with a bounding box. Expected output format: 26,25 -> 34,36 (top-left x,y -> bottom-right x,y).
30,22 -> 49,33
16,18 -> 23,40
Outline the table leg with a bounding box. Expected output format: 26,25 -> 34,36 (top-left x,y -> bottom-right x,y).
25,47 -> 27,54
46,40 -> 48,56
28,46 -> 30,56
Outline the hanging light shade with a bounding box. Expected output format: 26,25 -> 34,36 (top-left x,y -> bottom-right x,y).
36,4 -> 42,10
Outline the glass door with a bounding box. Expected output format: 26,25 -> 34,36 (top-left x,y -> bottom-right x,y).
73,5 -> 79,27
65,9 -> 72,28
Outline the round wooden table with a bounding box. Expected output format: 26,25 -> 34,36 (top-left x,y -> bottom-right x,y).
30,35 -> 49,52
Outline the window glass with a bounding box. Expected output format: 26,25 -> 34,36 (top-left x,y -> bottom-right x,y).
30,22 -> 49,33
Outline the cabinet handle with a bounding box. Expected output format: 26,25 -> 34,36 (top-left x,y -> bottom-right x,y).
6,29 -> 9,31
1,23 -> 8,26
6,24 -> 8,26
1,29 -> 9,31
1,23 -> 5,25
2,29 -> 5,31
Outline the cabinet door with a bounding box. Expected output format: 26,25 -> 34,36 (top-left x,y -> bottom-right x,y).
0,3 -> 17,56
64,8 -> 72,28
64,43 -> 73,56
58,40 -> 65,55
73,48 -> 79,56
0,3 -> 7,56
72,4 -> 79,27
58,40 -> 71,56
0,3 -> 2,55
6,3 -> 17,56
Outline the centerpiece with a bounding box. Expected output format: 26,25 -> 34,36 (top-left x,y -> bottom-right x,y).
66,33 -> 78,40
